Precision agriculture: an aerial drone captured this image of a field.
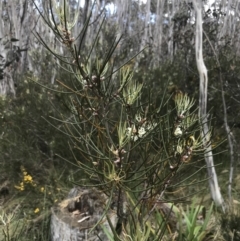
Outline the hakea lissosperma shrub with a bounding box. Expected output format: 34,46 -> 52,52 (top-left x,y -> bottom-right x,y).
33,0 -> 212,239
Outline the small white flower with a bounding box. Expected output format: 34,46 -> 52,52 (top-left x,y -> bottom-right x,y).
126,127 -> 133,137
133,136 -> 139,142
138,127 -> 146,137
135,114 -> 142,122
126,123 -> 154,142
146,122 -> 157,131
176,145 -> 183,154
174,127 -> 182,137
126,126 -> 139,142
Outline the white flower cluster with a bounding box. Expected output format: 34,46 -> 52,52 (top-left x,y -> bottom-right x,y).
174,126 -> 183,137
126,114 -> 157,142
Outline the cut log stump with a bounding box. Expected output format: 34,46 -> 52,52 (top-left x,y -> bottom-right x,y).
51,187 -> 118,241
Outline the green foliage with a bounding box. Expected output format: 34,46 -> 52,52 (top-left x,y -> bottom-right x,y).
0,210 -> 26,241
0,74 -> 73,240
3,0 -> 239,240
1,0 -> 240,240
220,203 -> 240,241
0,76 -> 72,176
101,195 -> 168,241
31,1 -> 215,240
0,194 -> 52,241
177,201 -> 214,241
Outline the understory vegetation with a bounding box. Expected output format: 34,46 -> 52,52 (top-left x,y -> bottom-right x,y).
1,0 -> 240,241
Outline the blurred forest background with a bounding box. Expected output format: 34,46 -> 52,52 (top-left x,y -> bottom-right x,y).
1,0 -> 240,240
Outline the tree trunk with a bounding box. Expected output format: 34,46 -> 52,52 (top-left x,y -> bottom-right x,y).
51,187 -> 118,241
193,0 -> 225,211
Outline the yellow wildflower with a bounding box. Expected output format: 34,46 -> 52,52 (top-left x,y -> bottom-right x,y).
34,208 -> 40,214
24,175 -> 33,183
15,166 -> 36,191
15,182 -> 25,191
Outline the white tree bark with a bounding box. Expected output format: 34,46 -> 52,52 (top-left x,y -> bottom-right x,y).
193,0 -> 225,211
